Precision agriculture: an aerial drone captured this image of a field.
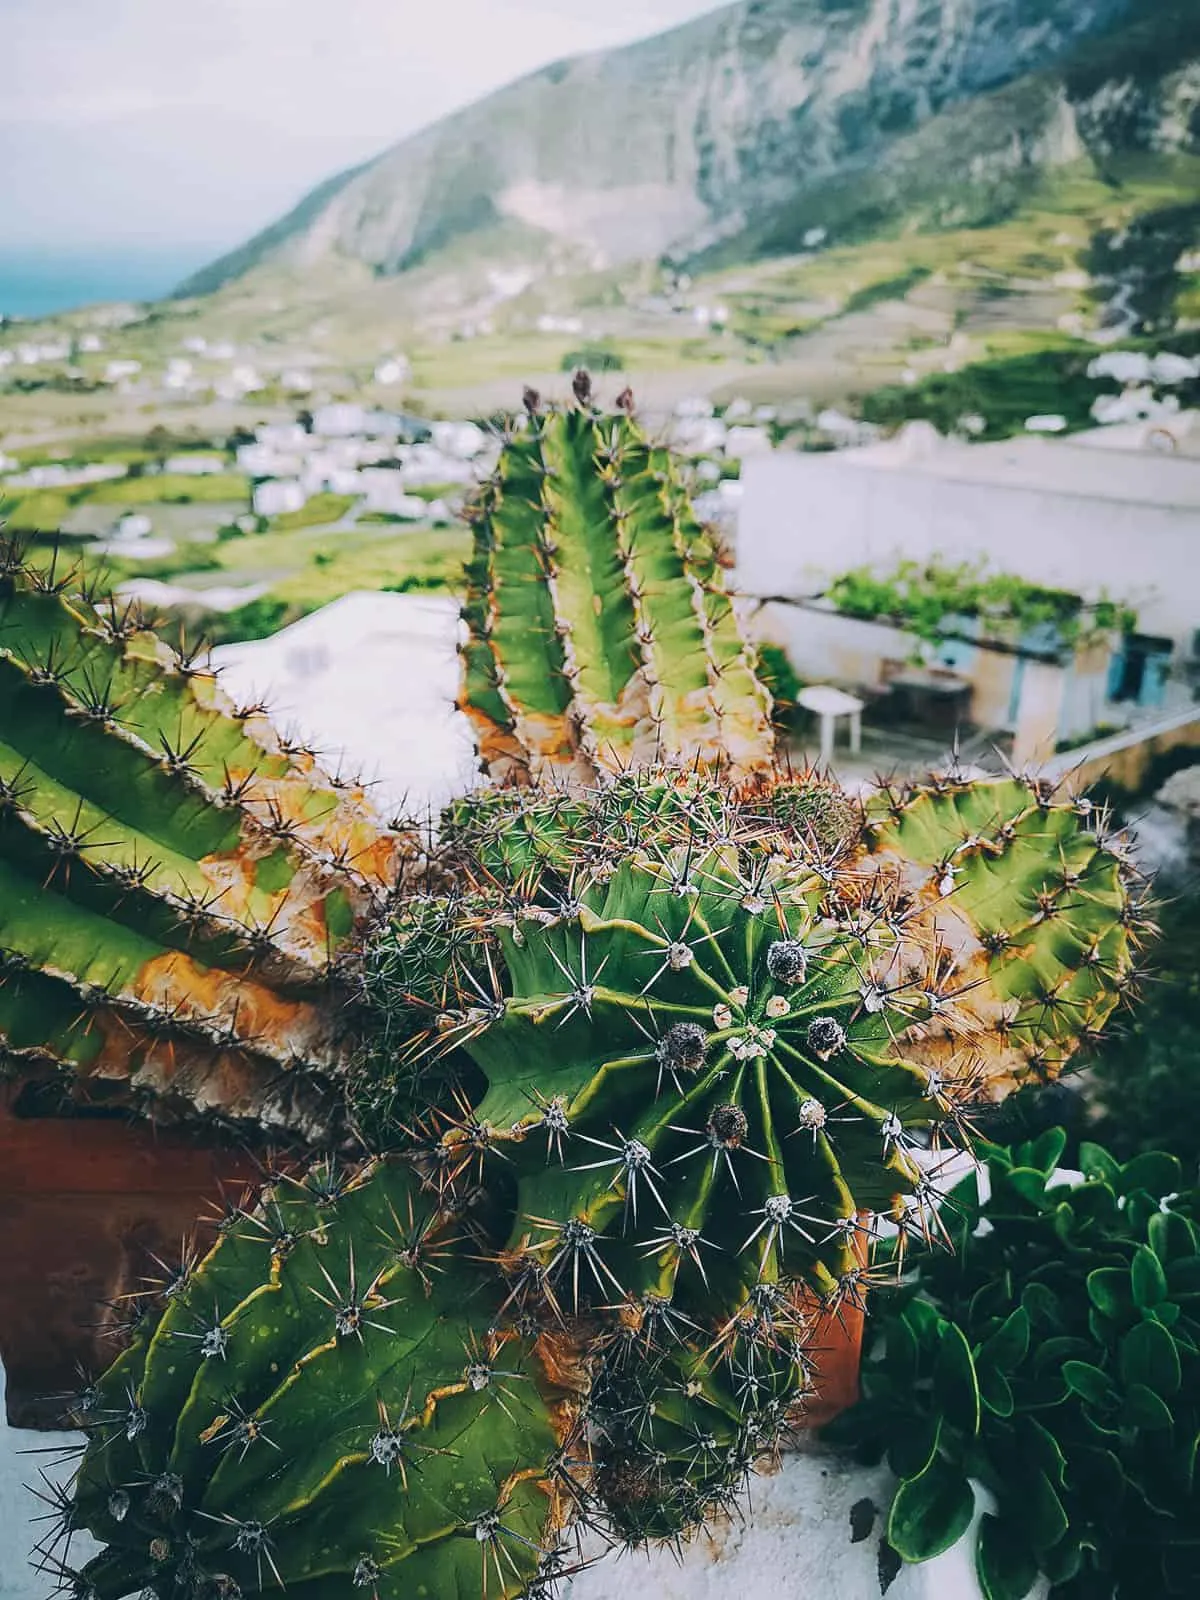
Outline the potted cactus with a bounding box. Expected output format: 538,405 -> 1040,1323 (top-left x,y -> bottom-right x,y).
0,383 -> 1145,1598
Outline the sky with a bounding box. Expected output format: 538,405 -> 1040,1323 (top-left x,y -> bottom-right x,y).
0,0 -> 726,265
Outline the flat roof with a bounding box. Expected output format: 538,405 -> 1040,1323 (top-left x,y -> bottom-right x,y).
838,427 -> 1200,513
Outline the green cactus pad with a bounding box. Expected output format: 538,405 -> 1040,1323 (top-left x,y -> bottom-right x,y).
0,543 -> 412,1132
865,775 -> 1143,1095
64,1160 -> 574,1599
458,391 -> 773,785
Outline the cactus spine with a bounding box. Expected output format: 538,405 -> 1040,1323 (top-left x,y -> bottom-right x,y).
459,386 -> 773,785
59,1160 -> 578,1598
0,542 -> 412,1134
363,766 -> 1139,1540
12,384 -> 1150,1595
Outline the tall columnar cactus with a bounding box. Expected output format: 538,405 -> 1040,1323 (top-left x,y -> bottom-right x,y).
458,382 -> 774,786
0,542 -> 413,1134
56,1160 -> 580,1599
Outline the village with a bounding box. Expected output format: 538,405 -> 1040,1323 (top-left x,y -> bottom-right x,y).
2,316 -> 1199,795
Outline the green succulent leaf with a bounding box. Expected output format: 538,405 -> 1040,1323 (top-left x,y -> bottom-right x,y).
1079,1143 -> 1121,1185
1121,1153 -> 1183,1199
935,1322 -> 981,1437
1123,1381 -> 1175,1430
980,1308 -> 1031,1374
888,1411 -> 942,1481
1025,1470 -> 1069,1553
975,1512 -> 1040,1600
1063,1360 -> 1117,1409
1133,1246 -> 1169,1309
1121,1319 -> 1181,1396
887,1457 -> 975,1563
1087,1267 -> 1135,1322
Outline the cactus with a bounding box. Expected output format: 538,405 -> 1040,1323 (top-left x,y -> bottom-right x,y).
458,384 -> 774,786
864,774 -> 1147,1097
360,766 -> 1139,1544
55,1159 -> 581,1599
9,377 -> 1151,1593
0,542 -> 413,1134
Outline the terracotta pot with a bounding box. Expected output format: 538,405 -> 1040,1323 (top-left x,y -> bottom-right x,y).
0,1082 -> 260,1428
793,1219 -> 870,1429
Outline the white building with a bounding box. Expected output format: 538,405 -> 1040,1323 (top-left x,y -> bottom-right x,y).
228,364 -> 264,395
361,469 -> 429,519
256,423 -> 309,452
671,416 -> 728,456
104,359 -> 142,382
313,403 -> 368,438
252,480 -> 307,517
737,426 -> 1200,761
398,444 -> 476,487
373,356 -> 411,386
430,420 -> 486,460
5,462 -> 126,490
164,454 -> 227,476
725,426 -> 773,459
238,444 -> 305,479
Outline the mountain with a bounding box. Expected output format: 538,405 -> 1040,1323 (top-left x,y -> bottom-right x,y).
178,0 -> 1199,300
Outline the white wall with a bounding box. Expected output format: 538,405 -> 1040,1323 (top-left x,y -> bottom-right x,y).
738,454 -> 1200,648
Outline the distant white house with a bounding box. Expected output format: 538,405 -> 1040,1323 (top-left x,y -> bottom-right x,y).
430,420 -> 486,460
252,480 -> 306,517
361,469 -> 428,519
5,462 -> 126,489
164,454 -> 227,476
115,512 -> 153,539
280,369 -> 314,393
238,444 -> 305,479
77,334 -> 104,354
256,423 -> 309,452
164,359 -> 194,391
373,356 -> 411,386
536,315 -> 584,335
229,365 -> 264,395
313,403 -> 368,438
725,426 -> 773,459
104,359 -> 142,382
399,444 -> 476,487
670,417 -> 727,456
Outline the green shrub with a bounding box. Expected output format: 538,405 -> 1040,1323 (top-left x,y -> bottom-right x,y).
560,343 -> 624,372
1087,894 -> 1200,1172
830,1135 -> 1200,1598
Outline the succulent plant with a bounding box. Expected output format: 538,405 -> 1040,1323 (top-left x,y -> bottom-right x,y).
360,766 -> 1140,1544
832,1134 -> 1200,1600
864,776 -> 1146,1098
458,387 -> 774,786
56,1158 -> 581,1599
8,385 -> 1152,1597
0,541 -> 412,1135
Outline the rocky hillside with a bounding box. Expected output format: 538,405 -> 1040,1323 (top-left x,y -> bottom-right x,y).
178,0 -> 1199,298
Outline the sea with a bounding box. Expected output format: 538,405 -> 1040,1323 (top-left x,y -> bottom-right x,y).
0,248 -> 210,320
